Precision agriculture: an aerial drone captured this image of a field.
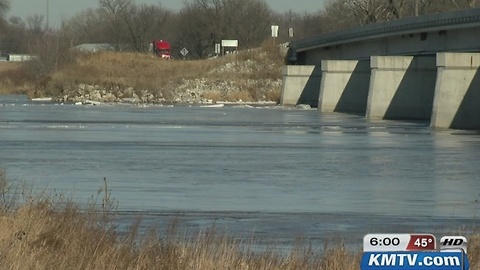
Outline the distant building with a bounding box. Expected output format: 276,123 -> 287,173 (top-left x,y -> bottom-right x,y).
72,43 -> 115,53
6,54 -> 34,62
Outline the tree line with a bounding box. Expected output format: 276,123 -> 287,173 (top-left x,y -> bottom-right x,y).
0,0 -> 478,60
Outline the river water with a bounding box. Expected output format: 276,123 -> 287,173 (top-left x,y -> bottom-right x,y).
1,94 -> 479,252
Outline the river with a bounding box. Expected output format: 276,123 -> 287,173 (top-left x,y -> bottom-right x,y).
1,94 -> 479,252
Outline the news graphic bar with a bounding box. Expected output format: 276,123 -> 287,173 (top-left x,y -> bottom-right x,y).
360,234 -> 470,270
360,251 -> 468,270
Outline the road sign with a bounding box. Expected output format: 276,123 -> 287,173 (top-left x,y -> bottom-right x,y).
221,40 -> 238,47
180,47 -> 189,57
271,25 -> 279,37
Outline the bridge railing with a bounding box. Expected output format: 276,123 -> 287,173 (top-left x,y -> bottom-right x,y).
292,7 -> 480,52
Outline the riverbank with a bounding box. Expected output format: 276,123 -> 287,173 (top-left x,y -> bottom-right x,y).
0,173 -> 358,270
0,44 -> 285,105
1,174 -> 480,269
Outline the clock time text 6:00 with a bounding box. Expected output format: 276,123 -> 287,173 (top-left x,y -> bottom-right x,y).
370,237 -> 401,246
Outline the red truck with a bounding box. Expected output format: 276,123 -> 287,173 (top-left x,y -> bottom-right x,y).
152,40 -> 171,59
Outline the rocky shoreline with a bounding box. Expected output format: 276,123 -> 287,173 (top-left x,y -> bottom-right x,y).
52,83 -> 169,104
51,78 -> 283,106
32,81 -> 315,109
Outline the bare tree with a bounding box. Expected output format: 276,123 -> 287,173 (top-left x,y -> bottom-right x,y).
122,4 -> 172,52
344,0 -> 389,24
0,0 -> 10,31
0,0 -> 9,19
64,1 -> 173,53
26,14 -> 45,36
290,12 -> 327,39
322,0 -> 359,31
97,0 -> 133,50
451,0 -> 477,8
467,0 -> 477,7
221,0 -> 273,46
175,0 -> 218,58
98,0 -> 132,15
412,0 -> 432,16
422,0 -> 473,12
1,17 -> 27,53
176,0 -> 273,58
321,0 -> 476,30
66,9 -> 110,44
386,0 -> 405,19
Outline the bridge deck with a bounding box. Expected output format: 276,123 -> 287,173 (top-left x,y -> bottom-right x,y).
292,7 -> 480,52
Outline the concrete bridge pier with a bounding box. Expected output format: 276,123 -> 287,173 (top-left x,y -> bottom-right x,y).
431,52 -> 480,130
280,65 -> 322,107
366,56 -> 437,120
318,60 -> 370,114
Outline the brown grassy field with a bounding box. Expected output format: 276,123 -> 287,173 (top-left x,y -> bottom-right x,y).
0,44 -> 285,102
1,171 -> 480,270
0,61 -> 21,72
0,62 -> 27,94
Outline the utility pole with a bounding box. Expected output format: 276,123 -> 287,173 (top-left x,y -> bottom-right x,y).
46,0 -> 49,30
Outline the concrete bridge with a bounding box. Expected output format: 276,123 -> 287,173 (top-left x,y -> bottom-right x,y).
281,7 -> 480,130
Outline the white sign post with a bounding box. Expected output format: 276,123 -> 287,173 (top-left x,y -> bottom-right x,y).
271,25 -> 279,38
215,43 -> 221,56
221,39 -> 239,67
271,25 -> 279,46
289,27 -> 294,38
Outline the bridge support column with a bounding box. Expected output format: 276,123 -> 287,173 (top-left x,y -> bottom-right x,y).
280,65 -> 322,107
366,56 -> 436,120
431,53 -> 480,130
318,60 -> 370,114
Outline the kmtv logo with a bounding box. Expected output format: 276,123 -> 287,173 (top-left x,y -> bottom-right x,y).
440,236 -> 467,253
360,251 -> 469,270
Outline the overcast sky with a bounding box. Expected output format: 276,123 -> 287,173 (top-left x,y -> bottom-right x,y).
9,0 -> 326,26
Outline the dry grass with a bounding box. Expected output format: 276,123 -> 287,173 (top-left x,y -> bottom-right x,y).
0,62 -> 33,94
470,235 -> 480,269
0,172 -> 361,270
0,44 -> 284,102
59,52 -> 227,88
0,62 -> 22,73
0,202 -> 360,270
